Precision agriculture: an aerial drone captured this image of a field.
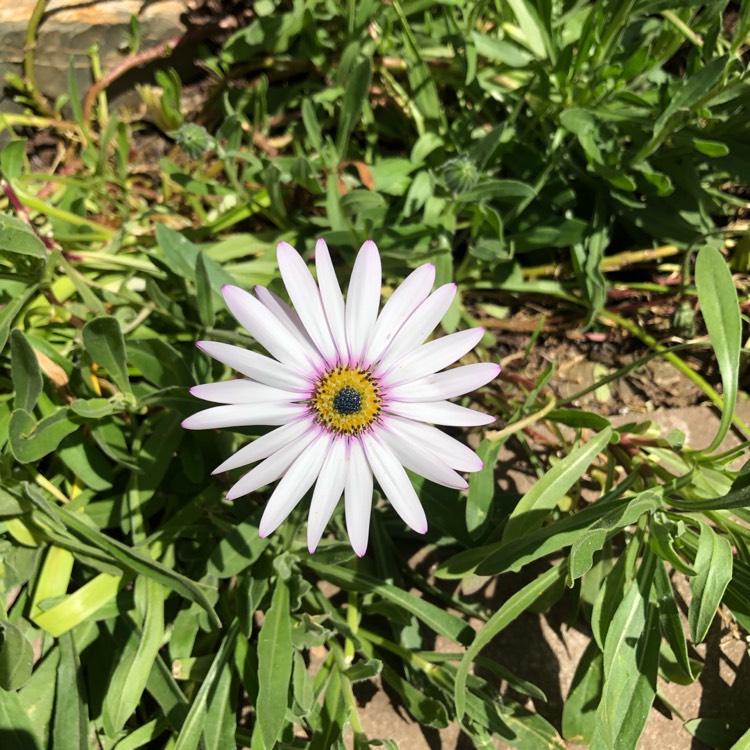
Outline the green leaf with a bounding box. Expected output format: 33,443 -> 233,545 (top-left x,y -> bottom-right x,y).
591,557 -> 658,750
174,622 -> 239,750
568,490 -> 662,583
9,408 -> 80,464
53,634 -> 88,750
548,409 -> 611,430
465,438 -> 503,536
685,719 -> 748,749
695,246 -> 741,452
0,686 -> 43,750
676,459 -> 750,512
502,428 -> 612,542
301,98 -> 323,151
305,560 -> 473,644
336,57 -> 372,158
103,579 -> 166,735
0,213 -> 46,260
11,329 -> 43,413
82,316 -> 132,395
195,251 -> 215,328
29,494 -> 221,628
257,580 -> 293,750
69,397 -> 117,419
562,642 -> 603,744
454,563 -> 566,721
688,523 -> 733,643
18,646 -> 59,748
0,620 -> 34,690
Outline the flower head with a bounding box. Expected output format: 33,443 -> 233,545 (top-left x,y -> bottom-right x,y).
182,240 -> 499,555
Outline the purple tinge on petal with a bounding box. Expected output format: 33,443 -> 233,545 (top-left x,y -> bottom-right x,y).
378,427 -> 468,490
345,240 -> 382,366
225,425 -> 319,500
344,438 -> 374,557
221,284 -> 310,372
276,242 -> 338,365
195,341 -> 311,392
362,432 -> 428,534
307,436 -> 348,553
189,380 -> 301,405
375,282 -> 457,373
254,286 -> 325,370
384,399 -> 495,427
212,417 -> 314,475
364,263 -> 436,368
181,402 -> 306,430
377,328 -> 485,387
388,362 -> 501,402
258,431 -> 332,538
382,413 -> 484,472
315,239 -> 350,365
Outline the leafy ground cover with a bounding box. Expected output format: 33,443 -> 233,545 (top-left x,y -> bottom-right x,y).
1,1 -> 749,748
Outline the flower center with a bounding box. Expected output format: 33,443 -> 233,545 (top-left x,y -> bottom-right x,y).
310,367 -> 381,435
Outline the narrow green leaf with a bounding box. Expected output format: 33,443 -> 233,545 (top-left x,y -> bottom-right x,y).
53,633 -> 88,750
257,579 -> 293,750
0,620 -> 34,690
11,329 -> 43,413
195,252 -> 214,328
503,428 -> 612,542
9,408 -> 80,463
688,523 -> 733,643
82,316 -> 132,395
695,246 -> 741,452
592,557 -> 658,750
336,58 -> 372,157
455,563 -> 566,721
306,560 -> 472,644
466,438 -> 503,536
18,647 -> 59,748
0,686 -> 43,750
0,213 -> 46,259
562,642 -> 603,744
174,622 -> 239,750
103,578 -> 166,734
568,490 -> 662,583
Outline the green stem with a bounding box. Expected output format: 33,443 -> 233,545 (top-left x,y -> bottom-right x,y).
600,309 -> 750,440
23,0 -> 52,114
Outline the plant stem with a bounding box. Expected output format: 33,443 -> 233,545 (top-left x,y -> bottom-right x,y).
599,309 -> 750,441
23,0 -> 52,114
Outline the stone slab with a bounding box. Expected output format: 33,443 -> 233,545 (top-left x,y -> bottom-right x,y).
0,0 -> 187,124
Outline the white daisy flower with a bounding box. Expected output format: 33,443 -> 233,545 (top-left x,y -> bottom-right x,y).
182,240 -> 499,556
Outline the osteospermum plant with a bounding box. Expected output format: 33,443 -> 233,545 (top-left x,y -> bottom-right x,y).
183,240 -> 499,554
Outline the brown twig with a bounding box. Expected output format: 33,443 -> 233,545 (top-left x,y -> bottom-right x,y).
82,32 -> 184,127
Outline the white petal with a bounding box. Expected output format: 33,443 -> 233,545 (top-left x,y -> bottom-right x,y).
190,380 -> 300,405
375,283 -> 457,373
345,438 -> 373,556
364,264 -> 436,367
212,417 -> 314,474
181,402 -> 305,430
315,239 -> 349,364
254,286 -> 325,370
259,432 -> 332,537
222,285 -> 312,372
389,362 -> 501,402
226,426 -> 319,500
346,240 -> 381,366
384,414 -> 483,472
307,436 -> 348,552
385,400 -> 495,427
196,341 -> 311,392
379,428 -> 468,489
378,328 -> 485,387
362,433 -> 427,534
277,242 -> 338,365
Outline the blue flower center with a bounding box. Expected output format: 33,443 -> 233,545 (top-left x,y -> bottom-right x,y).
333,385 -> 362,415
